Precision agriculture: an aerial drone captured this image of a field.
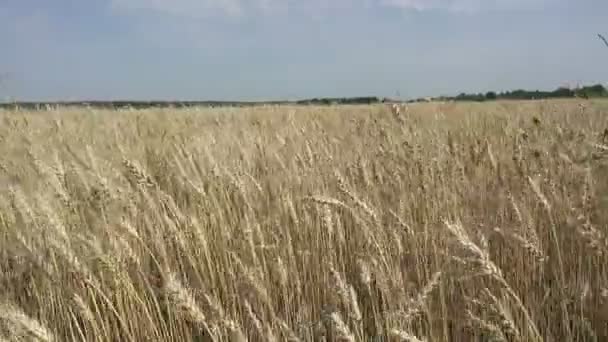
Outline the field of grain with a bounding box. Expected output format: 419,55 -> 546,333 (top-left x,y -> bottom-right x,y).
1,100 -> 607,341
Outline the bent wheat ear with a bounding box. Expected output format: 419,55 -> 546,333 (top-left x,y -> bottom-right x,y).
389,329 -> 427,342
0,303 -> 55,342
163,273 -> 207,327
327,312 -> 355,342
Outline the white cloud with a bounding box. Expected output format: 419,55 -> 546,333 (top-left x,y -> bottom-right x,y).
381,0 -> 476,12
382,0 -> 549,12
110,0 -> 246,17
110,0 -> 550,18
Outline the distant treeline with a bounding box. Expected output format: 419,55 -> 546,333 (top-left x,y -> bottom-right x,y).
295,97 -> 381,105
408,84 -> 608,103
0,97 -> 383,110
0,100 -> 289,110
1,84 -> 606,110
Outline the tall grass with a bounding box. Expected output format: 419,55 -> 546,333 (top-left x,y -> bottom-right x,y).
1,99 -> 607,341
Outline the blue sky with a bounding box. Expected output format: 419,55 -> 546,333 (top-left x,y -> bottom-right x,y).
1,0 -> 608,101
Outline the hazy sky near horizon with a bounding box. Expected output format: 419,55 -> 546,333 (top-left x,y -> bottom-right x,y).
1,0 -> 608,101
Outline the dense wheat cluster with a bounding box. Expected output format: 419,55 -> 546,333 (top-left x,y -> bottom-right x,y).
1,100 -> 607,341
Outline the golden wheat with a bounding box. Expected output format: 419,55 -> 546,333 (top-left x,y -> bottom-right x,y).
1,100 -> 607,341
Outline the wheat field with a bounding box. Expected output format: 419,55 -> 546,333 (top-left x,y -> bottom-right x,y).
0,100 -> 607,341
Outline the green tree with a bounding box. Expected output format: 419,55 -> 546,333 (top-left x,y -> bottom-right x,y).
551,87 -> 574,98
576,84 -> 607,98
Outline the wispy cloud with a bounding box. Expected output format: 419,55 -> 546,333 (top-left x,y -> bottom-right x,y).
382,0 -> 549,12
110,0 -> 280,18
110,0 -> 550,18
